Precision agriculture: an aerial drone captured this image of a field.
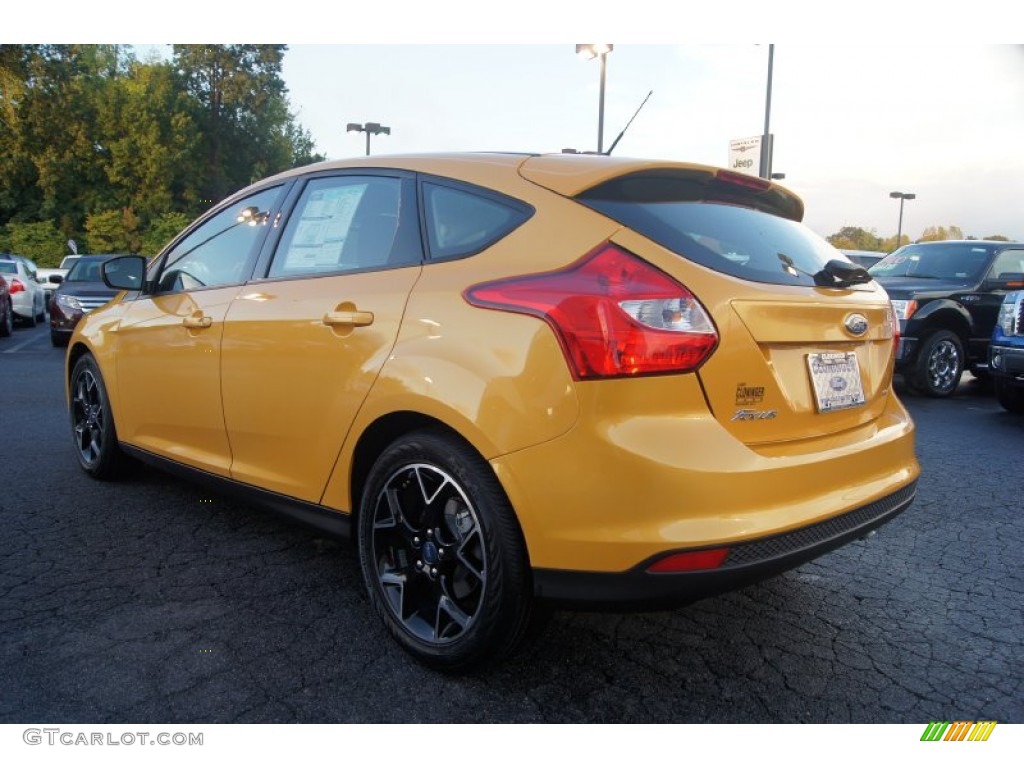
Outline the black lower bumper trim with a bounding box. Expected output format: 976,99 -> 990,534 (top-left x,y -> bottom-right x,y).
532,480 -> 917,610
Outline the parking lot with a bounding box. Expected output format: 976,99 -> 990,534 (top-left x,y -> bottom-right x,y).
1,321 -> 1021,723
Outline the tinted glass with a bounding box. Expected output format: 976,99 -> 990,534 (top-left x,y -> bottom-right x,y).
423,183 -> 531,260
269,177 -> 403,278
869,243 -> 995,281
584,199 -> 842,287
158,186 -> 282,293
66,259 -> 108,282
0,262 -> 15,275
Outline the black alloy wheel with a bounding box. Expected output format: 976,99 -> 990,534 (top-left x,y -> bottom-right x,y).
358,430 -> 535,671
912,330 -> 964,397
69,355 -> 129,479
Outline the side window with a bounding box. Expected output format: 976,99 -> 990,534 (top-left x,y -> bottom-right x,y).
268,176 -> 403,278
423,182 -> 531,260
157,186 -> 282,293
989,249 -> 1024,280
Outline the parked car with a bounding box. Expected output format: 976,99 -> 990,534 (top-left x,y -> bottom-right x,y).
989,291 -> 1024,413
0,274 -> 13,338
48,254 -> 124,347
868,240 -> 1024,396
0,254 -> 46,326
840,249 -> 887,269
67,153 -> 919,670
37,268 -> 66,304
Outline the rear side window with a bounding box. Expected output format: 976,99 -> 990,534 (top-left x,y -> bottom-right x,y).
580,187 -> 841,288
423,182 -> 531,260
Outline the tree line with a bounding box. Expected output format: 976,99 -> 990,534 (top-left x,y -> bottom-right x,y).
826,225 -> 1010,253
0,44 -> 323,266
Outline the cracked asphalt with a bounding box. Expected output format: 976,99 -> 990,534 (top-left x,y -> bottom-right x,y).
1,322 -> 1021,723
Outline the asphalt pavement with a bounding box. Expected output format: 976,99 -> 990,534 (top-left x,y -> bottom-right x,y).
1,321 -> 1021,723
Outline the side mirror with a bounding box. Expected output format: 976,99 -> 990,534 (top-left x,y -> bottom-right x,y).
50,274 -> 64,285
988,272 -> 1024,290
102,255 -> 146,291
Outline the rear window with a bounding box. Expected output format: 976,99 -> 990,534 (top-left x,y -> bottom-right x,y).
580,197 -> 843,287
0,262 -> 16,274
868,243 -> 995,282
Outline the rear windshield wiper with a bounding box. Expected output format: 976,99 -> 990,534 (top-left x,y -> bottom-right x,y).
777,253 -> 872,288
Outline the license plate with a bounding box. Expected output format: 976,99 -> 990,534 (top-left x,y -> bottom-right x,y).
807,352 -> 866,413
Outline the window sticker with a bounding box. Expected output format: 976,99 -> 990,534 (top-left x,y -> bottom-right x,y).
281,185 -> 367,272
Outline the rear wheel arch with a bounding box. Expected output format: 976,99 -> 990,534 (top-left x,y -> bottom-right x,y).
911,304 -> 971,350
349,413 -> 517,536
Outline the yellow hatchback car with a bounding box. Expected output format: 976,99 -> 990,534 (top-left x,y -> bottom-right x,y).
67,153 -> 919,670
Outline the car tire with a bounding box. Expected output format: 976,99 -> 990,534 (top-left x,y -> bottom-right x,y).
69,354 -> 130,480
0,301 -> 12,337
357,429 -> 536,672
911,330 -> 964,397
994,378 -> 1024,414
51,329 -> 68,347
35,297 -> 45,323
23,307 -> 37,328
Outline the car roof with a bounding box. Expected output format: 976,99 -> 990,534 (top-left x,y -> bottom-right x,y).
239,151 -> 806,222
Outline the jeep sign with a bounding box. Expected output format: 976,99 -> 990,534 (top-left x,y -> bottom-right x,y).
728,136 -> 762,176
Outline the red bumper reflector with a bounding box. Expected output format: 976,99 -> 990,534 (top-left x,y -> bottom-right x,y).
647,548 -> 730,573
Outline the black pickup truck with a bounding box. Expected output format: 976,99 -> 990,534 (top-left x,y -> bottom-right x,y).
869,240 -> 1024,397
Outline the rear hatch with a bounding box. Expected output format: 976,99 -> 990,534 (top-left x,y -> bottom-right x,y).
520,157 -> 896,446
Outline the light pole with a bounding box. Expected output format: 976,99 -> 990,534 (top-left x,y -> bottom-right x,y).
576,44 -> 613,154
346,122 -> 391,156
890,191 -> 916,249
759,44 -> 775,180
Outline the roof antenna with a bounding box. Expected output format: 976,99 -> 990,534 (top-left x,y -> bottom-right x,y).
605,90 -> 653,156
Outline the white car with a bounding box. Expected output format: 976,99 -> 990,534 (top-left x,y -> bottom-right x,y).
0,255 -> 46,326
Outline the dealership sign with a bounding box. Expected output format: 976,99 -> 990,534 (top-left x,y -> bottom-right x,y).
728,136 -> 762,175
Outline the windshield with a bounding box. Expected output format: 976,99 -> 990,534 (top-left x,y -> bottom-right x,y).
66,259 -> 107,282
868,243 -> 995,281
580,199 -> 843,287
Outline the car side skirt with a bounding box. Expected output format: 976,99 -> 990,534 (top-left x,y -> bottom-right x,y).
532,480 -> 917,610
120,444 -> 352,540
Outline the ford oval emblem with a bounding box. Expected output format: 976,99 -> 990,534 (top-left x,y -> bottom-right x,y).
830,376 -> 848,392
844,313 -> 869,336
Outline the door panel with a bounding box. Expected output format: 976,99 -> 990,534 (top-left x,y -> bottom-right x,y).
221,268 -> 421,501
111,185 -> 286,475
115,287 -> 240,474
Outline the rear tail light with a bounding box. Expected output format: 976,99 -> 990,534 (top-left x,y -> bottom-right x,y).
464,243 -> 718,379
9,278 -> 25,294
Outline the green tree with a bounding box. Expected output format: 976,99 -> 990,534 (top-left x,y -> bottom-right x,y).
100,60 -> 203,221
173,45 -> 297,202
826,226 -> 883,251
141,211 -> 192,257
85,208 -> 140,253
3,220 -> 65,265
879,234 -> 910,252
919,225 -> 965,242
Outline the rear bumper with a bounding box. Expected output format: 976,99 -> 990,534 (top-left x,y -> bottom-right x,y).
533,481 -> 916,608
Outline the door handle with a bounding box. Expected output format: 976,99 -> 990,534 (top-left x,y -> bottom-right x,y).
182,315 -> 213,329
322,310 -> 374,327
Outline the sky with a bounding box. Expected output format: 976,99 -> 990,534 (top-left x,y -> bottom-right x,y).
9,2 -> 1024,243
